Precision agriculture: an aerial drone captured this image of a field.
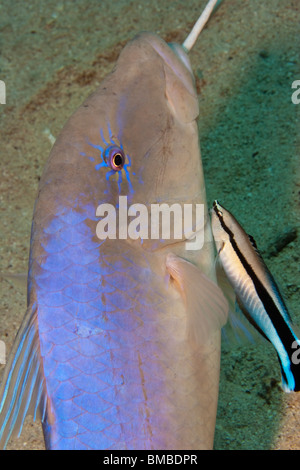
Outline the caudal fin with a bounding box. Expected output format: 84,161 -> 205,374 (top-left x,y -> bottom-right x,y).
278,328 -> 300,392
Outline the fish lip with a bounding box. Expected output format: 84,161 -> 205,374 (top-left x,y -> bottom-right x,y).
141,33 -> 197,99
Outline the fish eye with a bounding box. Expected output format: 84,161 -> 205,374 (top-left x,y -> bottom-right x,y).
105,145 -> 125,171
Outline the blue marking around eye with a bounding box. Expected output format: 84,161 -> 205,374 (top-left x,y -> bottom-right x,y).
80,152 -> 95,163
100,126 -> 110,147
95,161 -> 107,171
123,155 -> 134,193
82,123 -> 134,194
105,169 -> 117,181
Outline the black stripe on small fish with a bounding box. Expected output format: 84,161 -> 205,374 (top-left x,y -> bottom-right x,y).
213,201 -> 300,391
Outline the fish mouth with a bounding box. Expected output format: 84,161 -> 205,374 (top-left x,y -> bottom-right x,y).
143,33 -> 196,99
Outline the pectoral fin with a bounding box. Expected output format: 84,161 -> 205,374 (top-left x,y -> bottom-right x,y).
166,253 -> 228,346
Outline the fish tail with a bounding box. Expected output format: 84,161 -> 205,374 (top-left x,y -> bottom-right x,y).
0,302 -> 47,448
277,326 -> 300,392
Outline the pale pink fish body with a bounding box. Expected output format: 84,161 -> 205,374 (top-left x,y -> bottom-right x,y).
0,32 -> 228,449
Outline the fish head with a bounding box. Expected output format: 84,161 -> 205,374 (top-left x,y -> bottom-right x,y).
211,200 -> 233,253
36,32 -> 210,258
109,32 -> 203,207
211,200 -> 254,256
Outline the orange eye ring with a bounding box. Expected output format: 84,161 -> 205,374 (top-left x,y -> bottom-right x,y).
112,153 -> 124,169
105,146 -> 125,171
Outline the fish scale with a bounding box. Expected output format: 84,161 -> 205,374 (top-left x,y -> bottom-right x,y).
0,24 -> 228,449
31,208 -> 199,449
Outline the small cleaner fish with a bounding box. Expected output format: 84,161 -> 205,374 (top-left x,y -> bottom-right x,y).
211,200 -> 300,392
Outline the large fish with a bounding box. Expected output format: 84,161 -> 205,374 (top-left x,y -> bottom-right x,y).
0,1 -> 228,449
